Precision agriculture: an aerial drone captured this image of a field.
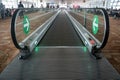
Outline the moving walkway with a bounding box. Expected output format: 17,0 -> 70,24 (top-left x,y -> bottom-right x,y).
0,8 -> 120,79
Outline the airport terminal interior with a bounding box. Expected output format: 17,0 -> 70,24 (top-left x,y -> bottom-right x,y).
0,0 -> 120,79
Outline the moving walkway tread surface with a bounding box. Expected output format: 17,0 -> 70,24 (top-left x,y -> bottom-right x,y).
39,10 -> 84,46
0,48 -> 120,79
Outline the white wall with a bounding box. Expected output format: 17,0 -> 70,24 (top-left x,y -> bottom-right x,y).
2,0 -> 18,8
84,0 -> 111,9
1,0 -> 41,8
0,0 -> 2,3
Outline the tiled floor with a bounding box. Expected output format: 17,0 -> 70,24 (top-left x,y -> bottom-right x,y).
102,17 -> 120,73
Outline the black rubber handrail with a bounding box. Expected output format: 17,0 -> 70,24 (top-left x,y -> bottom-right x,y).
99,8 -> 109,49
11,9 -> 27,50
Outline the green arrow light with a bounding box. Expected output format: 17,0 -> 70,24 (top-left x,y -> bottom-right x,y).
92,15 -> 99,35
23,15 -> 30,35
